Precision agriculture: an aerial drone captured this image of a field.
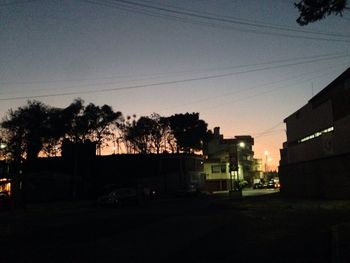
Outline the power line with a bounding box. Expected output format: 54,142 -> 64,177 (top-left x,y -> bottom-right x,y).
254,129 -> 286,139
81,0 -> 350,43
158,62 -> 349,112
198,64 -> 348,112
0,0 -> 37,7
0,53 -> 349,101
68,64 -> 343,146
254,122 -> 284,138
2,50 -> 347,86
120,0 -> 350,39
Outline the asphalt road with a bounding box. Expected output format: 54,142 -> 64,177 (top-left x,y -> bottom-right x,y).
1,191 -> 350,263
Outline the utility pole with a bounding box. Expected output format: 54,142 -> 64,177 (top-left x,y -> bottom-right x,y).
264,150 -> 269,173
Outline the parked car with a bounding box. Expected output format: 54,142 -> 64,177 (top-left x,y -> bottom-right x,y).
253,182 -> 263,189
267,180 -> 277,189
142,186 -> 159,200
175,184 -> 199,197
98,187 -> 144,207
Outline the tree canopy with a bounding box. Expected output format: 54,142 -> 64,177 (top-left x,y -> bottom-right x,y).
1,100 -> 210,160
1,101 -> 52,161
1,99 -> 122,160
295,0 -> 348,25
121,112 -> 209,154
167,113 -> 208,154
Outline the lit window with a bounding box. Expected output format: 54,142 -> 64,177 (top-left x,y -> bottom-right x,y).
211,165 -> 226,173
298,126 -> 334,143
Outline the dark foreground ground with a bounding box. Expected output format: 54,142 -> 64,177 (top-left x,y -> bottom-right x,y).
1,191 -> 350,263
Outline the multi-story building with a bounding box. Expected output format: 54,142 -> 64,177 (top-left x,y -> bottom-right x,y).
252,158 -> 264,181
279,67 -> 350,198
203,127 -> 256,192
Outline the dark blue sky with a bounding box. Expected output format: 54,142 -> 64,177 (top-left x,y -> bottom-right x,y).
1,0 -> 349,167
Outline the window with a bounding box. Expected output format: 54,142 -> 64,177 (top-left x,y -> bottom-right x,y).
298,126 -> 334,143
211,164 -> 226,173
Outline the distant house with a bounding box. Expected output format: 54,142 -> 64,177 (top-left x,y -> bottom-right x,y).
203,127 -> 258,192
279,67 -> 350,198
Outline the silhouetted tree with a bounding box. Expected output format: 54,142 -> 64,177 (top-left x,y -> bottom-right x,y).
41,107 -> 67,157
167,112 -> 208,154
148,113 -> 170,154
53,99 -> 122,155
0,125 -> 24,163
82,103 -> 122,155
1,99 -> 123,159
119,114 -> 137,153
61,98 -> 86,142
295,0 -> 348,25
121,113 -> 175,154
1,100 -> 51,161
155,115 -> 178,154
124,116 -> 155,154
121,113 -> 206,154
1,100 -> 210,158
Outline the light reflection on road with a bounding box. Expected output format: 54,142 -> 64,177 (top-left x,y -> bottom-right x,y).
243,188 -> 279,197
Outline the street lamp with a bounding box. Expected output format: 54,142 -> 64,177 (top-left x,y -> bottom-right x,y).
239,142 -> 245,148
264,150 -> 269,173
0,142 -> 7,161
267,157 -> 272,172
228,141 -> 245,196
236,142 -> 245,190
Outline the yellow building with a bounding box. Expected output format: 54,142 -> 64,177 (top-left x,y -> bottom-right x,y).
203,127 -> 256,192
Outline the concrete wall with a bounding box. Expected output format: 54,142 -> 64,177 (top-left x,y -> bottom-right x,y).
334,115 -> 350,155
203,162 -> 230,180
279,153 -> 350,199
203,179 -> 231,192
285,101 -> 333,143
285,133 -> 334,164
280,68 -> 350,199
206,138 -> 230,156
21,153 -> 204,202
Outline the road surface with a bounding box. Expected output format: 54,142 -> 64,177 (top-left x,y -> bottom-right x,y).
1,191 -> 349,263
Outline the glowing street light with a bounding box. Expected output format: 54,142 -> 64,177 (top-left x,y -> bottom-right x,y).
229,141 -> 246,193
0,142 -> 7,162
236,141 -> 245,190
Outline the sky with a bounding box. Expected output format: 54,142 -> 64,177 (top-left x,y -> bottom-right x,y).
1,0 -> 350,170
